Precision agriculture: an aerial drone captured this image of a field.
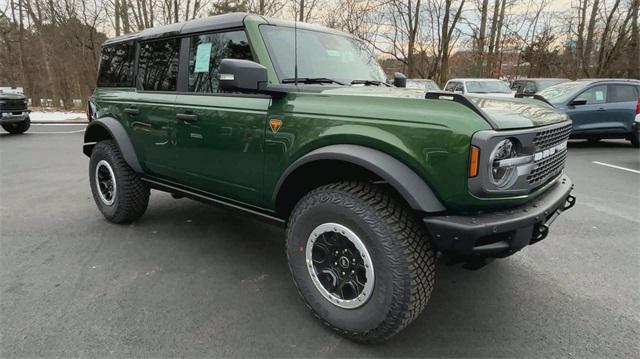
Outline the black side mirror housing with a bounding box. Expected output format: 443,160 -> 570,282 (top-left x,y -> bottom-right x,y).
393,72 -> 407,88
569,99 -> 588,106
218,59 -> 268,92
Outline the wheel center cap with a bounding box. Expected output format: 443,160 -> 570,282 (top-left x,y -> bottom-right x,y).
339,256 -> 350,269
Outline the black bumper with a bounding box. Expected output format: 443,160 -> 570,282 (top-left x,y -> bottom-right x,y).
0,110 -> 29,124
424,175 -> 575,260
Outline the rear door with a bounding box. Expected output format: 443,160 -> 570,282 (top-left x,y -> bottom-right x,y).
605,84 -> 639,134
565,85 -> 608,134
172,29 -> 270,207
128,37 -> 180,179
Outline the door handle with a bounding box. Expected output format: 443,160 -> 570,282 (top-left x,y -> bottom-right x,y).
176,113 -> 198,123
596,108 -> 606,111
124,107 -> 139,115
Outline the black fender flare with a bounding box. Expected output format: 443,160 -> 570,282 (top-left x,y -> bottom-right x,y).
82,117 -> 143,173
273,144 -> 446,213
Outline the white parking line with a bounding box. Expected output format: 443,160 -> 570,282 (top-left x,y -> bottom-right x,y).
26,129 -> 86,134
592,161 -> 640,174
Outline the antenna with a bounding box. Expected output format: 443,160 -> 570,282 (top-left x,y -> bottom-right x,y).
294,6 -> 298,87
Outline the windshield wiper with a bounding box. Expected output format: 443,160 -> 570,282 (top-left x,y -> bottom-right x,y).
350,79 -> 391,87
281,77 -> 345,85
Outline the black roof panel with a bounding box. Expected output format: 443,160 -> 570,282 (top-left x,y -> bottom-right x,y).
103,12 -> 248,45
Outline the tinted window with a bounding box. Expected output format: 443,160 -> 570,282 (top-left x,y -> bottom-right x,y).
576,85 -> 607,104
188,31 -> 253,93
137,38 -> 180,91
607,85 -> 639,103
97,42 -> 135,87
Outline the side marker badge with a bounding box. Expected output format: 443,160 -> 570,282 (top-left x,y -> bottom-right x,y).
270,118 -> 283,134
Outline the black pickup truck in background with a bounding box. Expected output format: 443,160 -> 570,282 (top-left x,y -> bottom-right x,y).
0,92 -> 31,134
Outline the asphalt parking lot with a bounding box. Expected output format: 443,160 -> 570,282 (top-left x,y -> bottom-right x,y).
1,124 -> 638,357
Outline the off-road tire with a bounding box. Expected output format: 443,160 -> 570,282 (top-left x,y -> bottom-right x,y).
286,181 -> 436,342
89,140 -> 149,223
1,116 -> 30,134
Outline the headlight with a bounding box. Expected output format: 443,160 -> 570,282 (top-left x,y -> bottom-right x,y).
489,139 -> 518,188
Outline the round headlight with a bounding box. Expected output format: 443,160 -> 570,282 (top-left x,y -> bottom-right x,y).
489,139 -> 518,188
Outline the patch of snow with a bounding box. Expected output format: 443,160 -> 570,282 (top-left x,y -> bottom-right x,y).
29,111 -> 85,122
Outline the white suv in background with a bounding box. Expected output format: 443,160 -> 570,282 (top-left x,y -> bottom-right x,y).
443,78 -> 515,98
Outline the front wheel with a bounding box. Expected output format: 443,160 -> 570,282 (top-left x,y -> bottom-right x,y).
89,140 -> 149,223
629,131 -> 640,148
286,181 -> 436,342
1,116 -> 30,134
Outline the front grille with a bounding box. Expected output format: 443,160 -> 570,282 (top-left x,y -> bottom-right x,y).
0,99 -> 27,111
533,123 -> 572,150
527,122 -> 572,186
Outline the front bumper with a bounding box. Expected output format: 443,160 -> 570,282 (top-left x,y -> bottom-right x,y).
0,111 -> 29,124
424,174 -> 575,260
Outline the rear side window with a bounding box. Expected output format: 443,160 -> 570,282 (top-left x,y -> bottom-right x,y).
188,30 -> 253,93
607,85 -> 639,103
97,42 -> 135,87
137,38 -> 181,91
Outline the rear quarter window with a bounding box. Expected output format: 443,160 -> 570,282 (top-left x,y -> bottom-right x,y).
97,42 -> 135,87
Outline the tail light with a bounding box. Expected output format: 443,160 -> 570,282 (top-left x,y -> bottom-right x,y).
636,96 -> 639,115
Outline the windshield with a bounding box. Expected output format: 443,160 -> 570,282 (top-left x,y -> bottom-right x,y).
538,82 -> 586,102
406,80 -> 439,91
260,26 -> 386,84
466,81 -> 511,93
536,79 -> 569,90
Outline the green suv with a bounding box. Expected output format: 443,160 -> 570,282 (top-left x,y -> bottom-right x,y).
84,13 -> 576,342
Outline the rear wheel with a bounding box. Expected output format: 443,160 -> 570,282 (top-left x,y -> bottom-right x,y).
89,140 -> 149,223
286,181 -> 436,342
1,117 -> 30,134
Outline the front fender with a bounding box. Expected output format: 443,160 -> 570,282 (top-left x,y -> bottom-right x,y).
83,117 -> 143,173
273,144 -> 446,213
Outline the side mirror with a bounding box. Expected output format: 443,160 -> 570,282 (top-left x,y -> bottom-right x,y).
393,72 -> 407,88
569,99 -> 588,106
218,59 -> 268,92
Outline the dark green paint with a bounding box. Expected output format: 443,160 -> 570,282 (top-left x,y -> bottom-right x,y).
92,15 -> 571,217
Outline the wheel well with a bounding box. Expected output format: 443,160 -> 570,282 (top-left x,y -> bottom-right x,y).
275,160 -> 408,218
83,124 -> 113,156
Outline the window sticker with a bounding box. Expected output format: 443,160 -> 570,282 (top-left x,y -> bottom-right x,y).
595,91 -> 604,101
194,43 -> 212,73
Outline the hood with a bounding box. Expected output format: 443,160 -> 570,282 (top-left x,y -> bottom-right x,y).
467,92 -> 515,98
468,96 -> 569,129
0,92 -> 26,100
318,86 -> 569,130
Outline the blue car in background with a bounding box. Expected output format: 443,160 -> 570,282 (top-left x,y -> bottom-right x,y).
536,79 -> 640,147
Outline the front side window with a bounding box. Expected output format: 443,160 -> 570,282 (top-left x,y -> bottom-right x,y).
607,85 -> 639,103
576,85 -> 607,104
188,30 -> 253,93
137,38 -> 180,91
260,25 -> 386,84
97,42 -> 135,87
445,82 -> 460,92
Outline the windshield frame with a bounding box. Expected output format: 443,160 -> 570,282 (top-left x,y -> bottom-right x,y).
258,24 -> 386,85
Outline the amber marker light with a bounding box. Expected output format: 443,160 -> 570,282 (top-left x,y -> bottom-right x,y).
469,146 -> 480,178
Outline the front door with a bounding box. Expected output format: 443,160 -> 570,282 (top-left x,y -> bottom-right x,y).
566,85 -> 609,134
173,29 -> 270,207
